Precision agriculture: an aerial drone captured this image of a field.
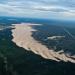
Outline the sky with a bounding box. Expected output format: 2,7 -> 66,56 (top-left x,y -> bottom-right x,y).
0,0 -> 75,19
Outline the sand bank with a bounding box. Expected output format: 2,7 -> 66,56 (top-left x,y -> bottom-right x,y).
12,23 -> 75,63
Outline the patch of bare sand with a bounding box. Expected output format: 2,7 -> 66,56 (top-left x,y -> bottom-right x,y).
12,23 -> 75,63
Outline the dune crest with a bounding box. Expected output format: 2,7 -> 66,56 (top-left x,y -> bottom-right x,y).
12,23 -> 75,63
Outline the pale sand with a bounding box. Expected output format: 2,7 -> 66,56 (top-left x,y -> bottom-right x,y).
12,23 -> 75,63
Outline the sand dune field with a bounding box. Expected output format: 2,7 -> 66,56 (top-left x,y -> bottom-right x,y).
12,23 -> 75,63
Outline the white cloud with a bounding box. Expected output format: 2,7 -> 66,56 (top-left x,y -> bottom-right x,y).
0,0 -> 75,19
33,5 -> 69,12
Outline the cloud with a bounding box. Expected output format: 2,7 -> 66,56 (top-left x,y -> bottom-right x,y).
33,5 -> 69,12
0,0 -> 75,19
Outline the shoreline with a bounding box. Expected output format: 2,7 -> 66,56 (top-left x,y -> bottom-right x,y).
11,23 -> 75,63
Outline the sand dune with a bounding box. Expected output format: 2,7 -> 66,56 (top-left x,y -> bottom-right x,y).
12,23 -> 75,63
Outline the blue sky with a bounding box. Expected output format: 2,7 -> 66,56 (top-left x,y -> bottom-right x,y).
0,0 -> 75,19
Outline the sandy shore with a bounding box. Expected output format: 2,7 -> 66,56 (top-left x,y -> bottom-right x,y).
12,23 -> 75,63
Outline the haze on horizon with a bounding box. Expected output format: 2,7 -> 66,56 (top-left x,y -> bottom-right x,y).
0,0 -> 75,20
